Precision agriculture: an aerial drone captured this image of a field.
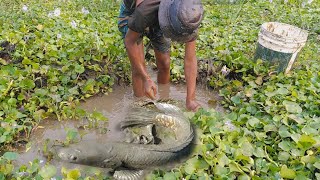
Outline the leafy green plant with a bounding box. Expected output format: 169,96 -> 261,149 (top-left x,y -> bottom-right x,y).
149,0 -> 320,179
0,0 -> 125,149
0,0 -> 320,179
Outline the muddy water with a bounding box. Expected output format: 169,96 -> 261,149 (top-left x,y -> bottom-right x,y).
14,70 -> 222,176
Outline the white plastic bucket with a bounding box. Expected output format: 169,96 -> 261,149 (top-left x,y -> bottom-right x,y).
255,22 -> 308,73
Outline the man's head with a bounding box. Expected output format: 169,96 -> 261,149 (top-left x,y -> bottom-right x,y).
159,0 -> 204,43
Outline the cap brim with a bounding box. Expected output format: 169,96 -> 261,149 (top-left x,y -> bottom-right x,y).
159,0 -> 197,43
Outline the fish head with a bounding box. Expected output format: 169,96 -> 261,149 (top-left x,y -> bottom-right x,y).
57,143 -> 109,166
58,146 -> 83,163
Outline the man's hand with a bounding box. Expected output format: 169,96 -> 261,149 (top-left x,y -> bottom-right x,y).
144,78 -> 157,100
186,100 -> 201,112
184,41 -> 200,112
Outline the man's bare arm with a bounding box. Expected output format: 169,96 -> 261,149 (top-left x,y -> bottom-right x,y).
124,29 -> 157,99
184,40 -> 201,111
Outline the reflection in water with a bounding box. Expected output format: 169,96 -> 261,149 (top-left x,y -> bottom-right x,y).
14,72 -> 222,175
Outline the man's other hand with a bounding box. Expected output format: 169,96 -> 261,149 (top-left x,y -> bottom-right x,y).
144,78 -> 157,100
186,100 -> 201,112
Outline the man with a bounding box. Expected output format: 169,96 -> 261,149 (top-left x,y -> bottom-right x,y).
118,0 -> 204,111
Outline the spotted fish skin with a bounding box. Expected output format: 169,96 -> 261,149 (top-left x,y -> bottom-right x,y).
113,170 -> 144,180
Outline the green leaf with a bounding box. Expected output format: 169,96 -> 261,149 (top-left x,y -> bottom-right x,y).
253,147 -> 265,158
213,165 -> 228,176
240,141 -> 253,157
68,86 -> 79,95
184,157 -> 198,175
278,152 -> 290,161
264,124 -> 277,132
290,149 -> 303,157
290,133 -> 301,143
280,165 -> 296,179
8,98 -> 17,106
283,101 -> 302,114
75,64 -> 85,74
163,172 -> 176,180
36,52 -> 44,59
314,162 -> 320,169
91,110 -> 107,121
276,87 -> 289,95
67,169 -> 81,179
238,174 -> 250,180
299,134 -> 316,144
301,126 -> 317,135
301,155 -> 316,164
217,153 -> 229,167
298,134 -> 316,148
198,159 -> 209,170
209,126 -> 222,135
278,140 -> 294,152
3,152 -> 18,161
279,126 -> 291,138
226,112 -> 237,121
288,114 -> 305,124
20,79 -> 35,90
0,136 -> 6,143
248,117 -> 260,127
39,165 -> 57,179
231,96 -> 241,105
66,129 -> 78,142
229,161 -> 243,173
35,89 -> 48,97
82,79 -> 96,93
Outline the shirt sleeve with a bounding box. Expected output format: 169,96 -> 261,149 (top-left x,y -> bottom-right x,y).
128,9 -> 147,33
128,0 -> 161,33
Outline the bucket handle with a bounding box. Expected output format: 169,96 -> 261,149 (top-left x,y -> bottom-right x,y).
285,43 -> 305,74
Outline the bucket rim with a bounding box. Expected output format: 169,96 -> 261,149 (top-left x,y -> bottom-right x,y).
261,22 -> 308,43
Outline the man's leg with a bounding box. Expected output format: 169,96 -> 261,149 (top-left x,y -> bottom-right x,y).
154,49 -> 170,84
154,49 -> 170,99
148,26 -> 171,84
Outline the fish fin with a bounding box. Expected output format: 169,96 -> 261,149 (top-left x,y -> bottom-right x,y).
121,107 -> 156,129
122,103 -> 184,128
102,158 -> 122,169
120,120 -> 154,129
154,103 -> 183,115
113,169 -> 145,180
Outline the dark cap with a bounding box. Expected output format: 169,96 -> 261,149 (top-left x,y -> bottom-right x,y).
159,0 -> 204,42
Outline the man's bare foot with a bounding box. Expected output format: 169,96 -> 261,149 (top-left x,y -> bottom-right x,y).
186,100 -> 202,112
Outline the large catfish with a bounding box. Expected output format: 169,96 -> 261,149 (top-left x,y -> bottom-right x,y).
57,102 -> 194,179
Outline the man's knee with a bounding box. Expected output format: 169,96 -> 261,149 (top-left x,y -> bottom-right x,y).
156,56 -> 170,72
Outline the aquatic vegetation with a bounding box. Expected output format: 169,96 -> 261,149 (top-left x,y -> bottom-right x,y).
0,0 -> 320,179
0,0 -> 122,149
149,0 -> 320,179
